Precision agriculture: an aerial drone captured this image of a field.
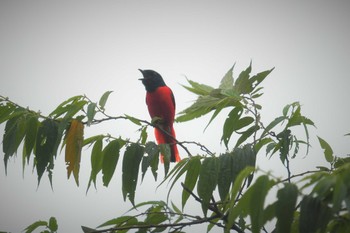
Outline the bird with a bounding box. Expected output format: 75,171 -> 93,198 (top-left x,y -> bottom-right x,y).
138,69 -> 180,162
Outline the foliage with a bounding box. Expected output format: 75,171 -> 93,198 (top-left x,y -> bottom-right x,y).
1,63 -> 350,233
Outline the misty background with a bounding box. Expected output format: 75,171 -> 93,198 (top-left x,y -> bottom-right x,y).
1,1 -> 349,232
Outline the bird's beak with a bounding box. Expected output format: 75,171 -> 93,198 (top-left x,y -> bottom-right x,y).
138,69 -> 144,80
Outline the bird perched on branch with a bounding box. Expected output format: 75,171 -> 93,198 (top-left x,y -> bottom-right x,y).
139,69 -> 180,162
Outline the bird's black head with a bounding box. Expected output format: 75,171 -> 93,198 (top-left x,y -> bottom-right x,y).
139,69 -> 166,92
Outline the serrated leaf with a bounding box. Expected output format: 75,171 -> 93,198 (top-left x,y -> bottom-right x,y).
218,153 -> 232,202
122,143 -> 144,206
249,176 -> 274,233
182,79 -> 214,96
35,119 -> 59,185
234,62 -> 252,94
299,196 -> 332,233
182,156 -> 201,208
317,136 -> 334,163
275,183 -> 298,233
197,157 -> 219,215
99,91 -> 113,110
102,139 -> 120,187
3,114 -> 23,173
226,166 -> 255,232
65,119 -> 84,186
250,68 -> 274,91
23,115 -> 39,166
219,65 -> 234,89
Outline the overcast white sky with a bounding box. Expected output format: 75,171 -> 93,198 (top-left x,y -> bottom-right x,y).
1,1 -> 349,232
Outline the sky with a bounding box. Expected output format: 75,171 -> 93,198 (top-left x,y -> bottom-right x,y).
0,1 -> 350,232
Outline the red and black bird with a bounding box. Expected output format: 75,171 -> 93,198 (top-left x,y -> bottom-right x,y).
139,69 -> 180,162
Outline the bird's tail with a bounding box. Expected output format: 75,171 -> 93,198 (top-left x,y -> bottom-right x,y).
154,126 -> 180,163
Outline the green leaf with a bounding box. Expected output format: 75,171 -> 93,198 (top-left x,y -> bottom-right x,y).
98,215 -> 138,228
275,183 -> 298,233
125,114 -> 142,126
219,65 -> 234,89
261,116 -> 286,138
218,153 -> 232,202
182,156 -> 201,208
176,95 -> 221,122
86,102 -> 96,126
3,114 -> 23,173
49,95 -> 84,119
250,68 -> 274,92
332,177 -> 347,212
317,136 -> 334,163
159,144 -> 171,176
99,91 -> 113,110
234,62 -> 252,94
23,220 -> 48,233
142,141 -> 159,181
235,125 -> 259,148
226,166 -> 255,231
35,119 -> 59,185
48,217 -> 58,232
181,79 -> 214,96
299,196 -> 332,233
221,106 -> 243,147
102,139 -> 120,187
122,143 -> 144,206
23,115 -> 39,166
87,137 -> 103,192
197,157 -> 219,215
249,176 -> 274,233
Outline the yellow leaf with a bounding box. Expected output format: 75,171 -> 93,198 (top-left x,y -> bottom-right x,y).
65,119 -> 84,186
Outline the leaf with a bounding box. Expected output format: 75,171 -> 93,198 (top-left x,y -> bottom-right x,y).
181,79 -> 214,96
65,119 -> 84,186
122,143 -> 144,206
176,95 -> 222,122
3,114 -> 23,173
275,183 -> 298,233
317,136 -> 334,163
23,220 -> 48,233
98,215 -> 138,228
99,91 -> 113,110
159,144 -> 171,175
250,68 -> 274,92
218,153 -> 232,201
235,125 -> 259,148
221,106 -> 243,147
49,95 -> 84,119
182,156 -> 201,209
23,115 -> 39,167
249,176 -> 274,233
142,142 -> 159,181
102,139 -> 120,187
219,65 -> 234,89
86,102 -> 96,126
48,217 -> 58,232
197,157 -> 219,215
87,137 -> 103,192
35,119 -> 59,185
234,62 -> 252,94
261,116 -> 286,138
226,166 -> 255,231
299,196 -> 332,233
125,114 -> 142,126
